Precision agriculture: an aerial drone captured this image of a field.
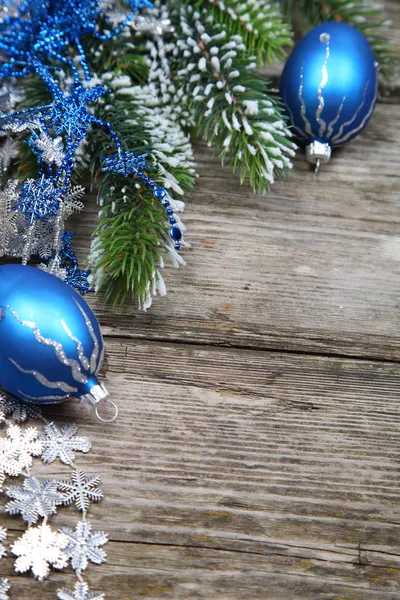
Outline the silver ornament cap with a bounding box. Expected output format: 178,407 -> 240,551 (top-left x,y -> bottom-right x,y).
306,141 -> 332,167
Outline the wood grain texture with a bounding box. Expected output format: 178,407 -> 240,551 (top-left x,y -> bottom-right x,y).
2,2 -> 400,598
70,103 -> 400,360
2,340 -> 400,598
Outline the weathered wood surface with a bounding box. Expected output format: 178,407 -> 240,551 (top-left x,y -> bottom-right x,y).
2,1 -> 400,598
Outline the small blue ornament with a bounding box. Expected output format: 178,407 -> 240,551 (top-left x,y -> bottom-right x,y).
280,22 -> 378,169
0,265 -> 116,420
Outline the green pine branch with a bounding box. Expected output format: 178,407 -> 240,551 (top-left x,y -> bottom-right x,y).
279,0 -> 397,80
193,0 -> 293,65
170,3 -> 296,195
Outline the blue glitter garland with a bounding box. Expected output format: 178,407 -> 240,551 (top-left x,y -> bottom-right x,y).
0,0 -> 182,295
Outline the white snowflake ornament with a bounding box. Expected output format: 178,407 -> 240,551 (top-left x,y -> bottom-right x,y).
0,390 -> 43,422
58,470 -> 103,512
5,476 -> 64,524
0,578 -> 9,600
61,519 -> 107,573
0,424 -> 43,476
40,423 -> 91,465
57,581 -> 104,600
11,522 -> 68,580
0,528 -> 7,559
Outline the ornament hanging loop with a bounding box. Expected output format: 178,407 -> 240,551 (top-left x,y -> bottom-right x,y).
95,398 -> 119,423
80,382 -> 118,423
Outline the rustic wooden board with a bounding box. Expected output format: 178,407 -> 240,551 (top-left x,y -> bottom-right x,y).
67,102 -> 400,361
2,340 -> 400,598
1,2 -> 400,598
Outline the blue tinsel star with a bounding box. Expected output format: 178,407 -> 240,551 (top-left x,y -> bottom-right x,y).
0,0 -> 152,80
64,265 -> 93,295
15,176 -> 62,225
102,151 -> 149,177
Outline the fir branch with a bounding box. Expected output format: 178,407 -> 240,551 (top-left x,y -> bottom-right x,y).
171,4 -> 296,194
193,0 -> 293,65
86,17 -> 195,307
279,0 -> 397,80
90,176 -> 185,308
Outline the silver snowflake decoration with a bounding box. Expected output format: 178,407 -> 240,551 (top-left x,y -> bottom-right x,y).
11,522 -> 68,580
40,422 -> 91,465
0,578 -> 9,600
33,132 -> 65,167
0,528 -> 6,559
5,476 -> 64,524
0,180 -> 20,257
58,470 -> 103,512
0,388 -> 43,422
57,581 -> 104,600
0,133 -> 19,172
61,519 -> 107,573
0,81 -> 25,113
0,424 -> 43,476
63,185 -> 85,217
39,259 -> 68,280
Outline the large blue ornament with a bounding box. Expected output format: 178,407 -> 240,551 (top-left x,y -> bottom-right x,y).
0,265 -> 110,414
280,22 -> 378,169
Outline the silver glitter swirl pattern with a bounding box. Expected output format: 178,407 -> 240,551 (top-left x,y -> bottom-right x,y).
316,38 -> 330,138
299,64 -> 313,138
326,96 -> 346,140
331,81 -> 370,145
7,306 -> 88,384
333,78 -> 378,145
61,319 -> 90,371
9,358 -> 78,393
17,390 -> 71,403
73,298 -> 100,374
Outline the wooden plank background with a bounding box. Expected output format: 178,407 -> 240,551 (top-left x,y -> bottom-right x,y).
1,3 -> 400,598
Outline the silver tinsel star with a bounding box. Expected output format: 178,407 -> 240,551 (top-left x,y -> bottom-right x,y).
32,131 -> 65,167
0,82 -> 25,113
40,422 -> 91,465
11,523 -> 68,580
57,581 -> 105,600
5,476 -> 64,524
0,424 -> 43,476
0,578 -> 9,600
0,388 -> 43,422
0,528 -> 6,559
61,519 -> 107,574
0,133 -> 19,172
57,470 -> 103,512
0,180 -> 20,257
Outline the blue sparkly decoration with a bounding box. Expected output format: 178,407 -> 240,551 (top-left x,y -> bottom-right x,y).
15,175 -> 61,225
0,264 -> 106,405
280,22 -> 378,167
102,152 -> 183,248
102,151 -> 148,177
0,0 -> 156,288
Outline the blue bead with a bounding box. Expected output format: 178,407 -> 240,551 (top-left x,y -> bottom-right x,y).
142,176 -> 150,183
166,208 -> 173,216
162,199 -> 170,208
170,226 -> 182,242
174,243 -> 181,251
154,187 -> 166,200
169,217 -> 177,225
147,182 -> 157,189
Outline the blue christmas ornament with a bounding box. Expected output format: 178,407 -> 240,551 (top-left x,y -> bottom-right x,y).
0,265 -> 116,420
280,22 -> 378,169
